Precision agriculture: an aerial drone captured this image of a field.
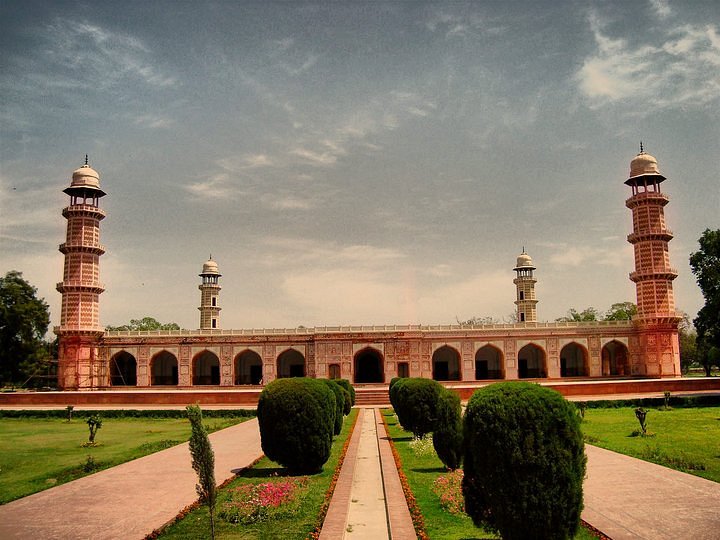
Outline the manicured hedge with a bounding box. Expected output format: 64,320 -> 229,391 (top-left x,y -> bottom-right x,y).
432,387 -> 463,470
392,377 -> 443,438
334,379 -> 355,406
463,382 -> 586,540
388,376 -> 405,411
320,379 -> 345,435
0,409 -> 256,419
257,378 -> 335,474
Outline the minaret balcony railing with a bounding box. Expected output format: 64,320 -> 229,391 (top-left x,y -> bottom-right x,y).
59,242 -> 106,255
625,191 -> 669,208
629,268 -> 679,282
627,229 -> 673,243
56,281 -> 106,294
62,205 -> 106,218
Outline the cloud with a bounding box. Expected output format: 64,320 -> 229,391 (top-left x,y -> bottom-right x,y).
424,11 -> 502,39
546,244 -> 630,268
577,12 -> 720,110
184,173 -> 237,199
132,114 -> 174,129
649,0 -> 672,19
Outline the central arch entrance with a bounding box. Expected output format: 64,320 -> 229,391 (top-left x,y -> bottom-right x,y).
354,348 -> 384,383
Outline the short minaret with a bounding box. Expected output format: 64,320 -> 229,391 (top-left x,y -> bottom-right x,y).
55,157 -> 106,389
199,258 -> 221,330
513,250 -> 538,323
625,145 -> 681,376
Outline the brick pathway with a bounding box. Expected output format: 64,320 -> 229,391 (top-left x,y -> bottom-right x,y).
0,418 -> 262,539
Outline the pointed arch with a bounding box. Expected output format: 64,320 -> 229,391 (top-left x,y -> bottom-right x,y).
353,347 -> 384,383
277,348 -> 305,378
151,351 -> 178,386
432,345 -> 461,381
234,349 -> 263,385
475,345 -> 504,380
518,343 -> 547,379
601,340 -> 630,376
192,350 -> 220,385
560,342 -> 589,377
110,351 -> 137,386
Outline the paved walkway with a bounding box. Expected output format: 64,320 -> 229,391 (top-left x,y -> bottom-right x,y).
320,408 -> 414,539
0,418 -> 263,539
583,444 -> 720,540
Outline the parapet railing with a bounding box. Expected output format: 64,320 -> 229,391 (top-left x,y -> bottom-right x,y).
103,319 -> 635,338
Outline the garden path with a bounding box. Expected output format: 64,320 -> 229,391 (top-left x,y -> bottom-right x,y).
0,417 -> 262,539
319,408 -> 415,540
583,444 -> 720,539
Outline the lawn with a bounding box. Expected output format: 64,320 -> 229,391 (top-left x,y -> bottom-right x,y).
0,414 -> 247,504
158,408 -> 359,539
382,410 -> 597,540
581,405 -> 720,483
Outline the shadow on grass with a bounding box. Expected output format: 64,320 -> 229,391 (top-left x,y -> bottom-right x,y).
394,436 -> 413,442
411,466 -> 447,474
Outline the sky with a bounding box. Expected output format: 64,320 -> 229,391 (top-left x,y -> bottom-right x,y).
1,0 -> 719,332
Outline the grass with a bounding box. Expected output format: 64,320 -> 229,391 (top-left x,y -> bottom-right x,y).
382,410 -> 597,540
158,408 -> 359,539
0,415 -> 246,504
581,405 -> 720,483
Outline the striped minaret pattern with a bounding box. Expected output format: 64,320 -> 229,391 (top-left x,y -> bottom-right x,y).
55,159 -> 106,389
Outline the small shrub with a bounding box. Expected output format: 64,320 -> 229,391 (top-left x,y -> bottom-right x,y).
408,435 -> 435,457
575,401 -> 587,419
339,387 -> 352,415
83,455 -> 98,473
257,378 -> 335,473
389,376 -> 406,411
65,405 -> 74,422
432,387 -> 463,470
86,415 -> 102,444
635,407 -> 649,435
320,379 -> 344,435
219,477 -> 308,524
463,382 -> 586,540
663,391 -> 672,410
187,404 -> 217,540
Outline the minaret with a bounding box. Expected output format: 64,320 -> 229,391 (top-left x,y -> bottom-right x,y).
625,145 -> 681,376
199,258 -> 221,330
513,250 -> 538,323
55,157 -> 106,389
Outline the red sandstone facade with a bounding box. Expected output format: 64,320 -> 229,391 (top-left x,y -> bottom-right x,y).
55,150 -> 682,390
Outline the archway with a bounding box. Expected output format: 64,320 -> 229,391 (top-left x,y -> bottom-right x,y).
277,349 -> 306,378
475,345 -> 504,380
151,351 -> 178,385
602,341 -> 630,376
354,348 -> 384,383
110,351 -> 137,386
235,350 -> 263,385
432,346 -> 461,381
560,343 -> 588,377
518,344 -> 547,378
193,351 -> 220,385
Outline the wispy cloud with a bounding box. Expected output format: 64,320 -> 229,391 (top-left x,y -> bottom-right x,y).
649,0 -> 672,19
424,11 -> 503,39
577,12 -> 720,110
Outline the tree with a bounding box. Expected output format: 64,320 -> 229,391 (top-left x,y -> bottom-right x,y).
678,314 -> 697,374
690,229 -> 720,376
106,317 -> 180,331
187,404 -> 217,539
604,302 -> 637,321
556,307 -> 600,322
0,271 -> 51,385
456,316 -> 499,326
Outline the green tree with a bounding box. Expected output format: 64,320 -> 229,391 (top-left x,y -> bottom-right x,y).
690,229 -> 720,376
456,316 -> 499,326
678,314 -> 697,374
603,302 -> 637,321
106,317 -> 180,331
187,404 -> 217,539
0,271 -> 51,385
556,307 -> 600,322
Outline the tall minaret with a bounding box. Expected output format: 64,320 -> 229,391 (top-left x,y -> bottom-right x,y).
625,145 -> 681,376
199,258 -> 221,330
55,157 -> 106,389
513,250 -> 538,323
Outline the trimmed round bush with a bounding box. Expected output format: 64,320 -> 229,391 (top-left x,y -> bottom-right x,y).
334,379 -> 355,406
432,387 -> 463,470
257,378 -> 335,473
393,377 -> 443,438
320,379 -> 344,435
339,387 -> 352,415
388,376 -> 406,411
462,382 -> 586,540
